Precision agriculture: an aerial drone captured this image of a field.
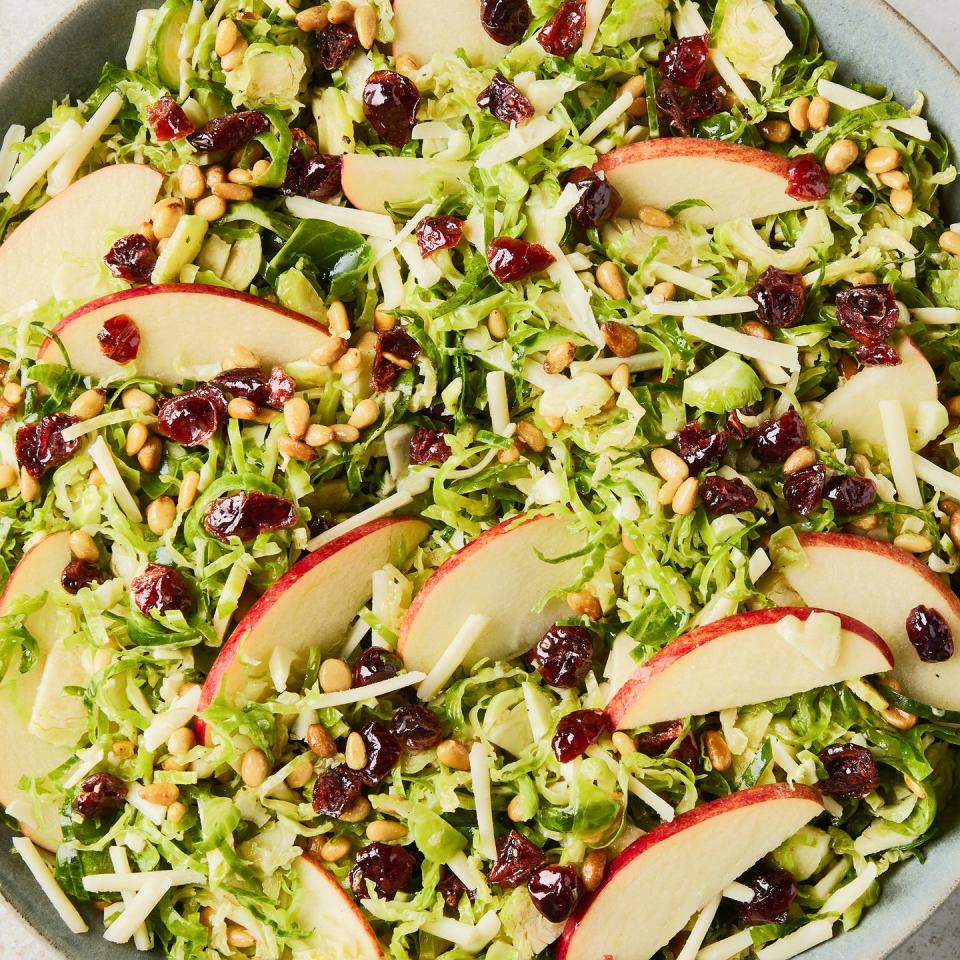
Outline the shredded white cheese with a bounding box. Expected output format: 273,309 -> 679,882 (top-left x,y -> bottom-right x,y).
580,0 -> 612,52
60,408 -> 143,443
285,196 -> 396,239
822,862 -> 878,915
754,919 -> 834,960
418,614 -> 490,702
421,911 -> 502,952
572,352 -> 662,376
306,490 -> 414,550
370,237 -> 404,310
213,555 -> 252,639
446,851 -> 491,899
125,10 -> 156,70
13,836 -> 89,934
486,371 -> 511,436
89,436 -> 143,521
587,745 -> 675,821
544,240 -> 604,345
674,2 -> 753,104
371,201 -> 434,264
695,929 -> 754,960
83,869 -> 205,893
722,881 -> 754,904
748,547 -> 771,584
108,846 -> 151,952
648,295 -> 758,318
63,745 -> 105,790
309,671 -> 425,708
475,117 -> 562,170
912,307 -> 960,325
48,92 -> 124,195
5,119 -> 83,204
913,454 -> 960,501
142,685 -> 201,752
0,124 -> 26,191
682,317 -> 800,370
677,895 -> 722,960
878,399 -> 922,508
103,877 -> 171,944
580,92 -> 633,144
654,265 -> 715,298
469,741 -> 498,860
817,79 -> 930,141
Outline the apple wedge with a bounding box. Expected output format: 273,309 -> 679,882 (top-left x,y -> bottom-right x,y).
392,0 -> 510,66
779,532 -> 960,709
559,784 -> 823,960
0,164 -> 163,317
293,855 -> 383,959
37,284 -> 330,384
605,607 -> 892,730
398,513 -> 583,674
196,516 -> 428,744
341,155 -> 472,214
594,139 -> 810,229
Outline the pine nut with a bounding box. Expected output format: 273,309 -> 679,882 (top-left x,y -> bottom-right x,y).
339,796 -> 372,823
651,448 -> 689,483
112,739 -> 135,759
864,146 -> 901,174
544,339 -> 576,374
139,782 -> 180,806
252,158 -> 272,179
320,836 -> 351,861
498,441 -> 521,464
355,4 -> 377,48
838,353 -> 859,380
223,342 -> 259,368
139,220 -> 157,244
180,163 -> 205,200
228,397 -> 258,420
286,757 -> 314,789
20,468 -> 40,502
226,925 -> 256,950
394,53 -> 420,75
893,532 -> 932,553
296,5 -> 329,30
649,281 -> 675,303
278,435 -> 316,461
122,388 -> 156,413
879,170 -> 910,190
851,272 -> 878,287
671,476 -> 699,516
582,850 -> 606,892
228,167 -> 253,185
783,446 -> 817,475
89,468 -> 105,487
311,336 -> 348,366
950,512 -> 960,550
69,530 -> 99,562
70,388 -> 105,420
890,188 -> 913,216
0,464 -> 17,489
147,497 -> 176,535
939,230 -> 960,257
612,731 -> 636,756
806,95 -> 830,130
596,261 -> 627,299
304,726 -> 337,764
220,38 -> 248,71
824,138 -> 859,175
366,820 -> 407,842
333,348 -> 362,373
319,658 -> 352,693
788,96 -> 811,132
283,397 -> 310,439
517,420 -> 546,453
152,198 -> 184,240
619,75 -> 648,117
741,319 -> 772,340
3,382 -> 23,404
168,727 -> 196,757
305,424 -> 335,447
703,730 -> 732,772
436,739 -> 471,770
848,515 -> 878,532
178,471 -> 200,511
349,397 -> 380,430
327,300 -> 351,337
611,363 -> 630,393
622,529 -> 640,553
194,195 -> 228,222
758,119 -> 791,144
205,165 -> 226,188
332,423 -> 360,444
507,795 -> 526,822
345,731 -> 367,770
126,422 -> 149,456
215,18 -> 240,56
212,181 -> 254,202
638,206 -> 674,229
882,705 -> 917,730
240,749 -> 270,787
373,305 -> 396,332
328,0 -> 354,22
601,320 -> 639,357
167,801 -> 187,824
904,774 -> 926,798
566,590 -> 602,620
487,308 -> 508,340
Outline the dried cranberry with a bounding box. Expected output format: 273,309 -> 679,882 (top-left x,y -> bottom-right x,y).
416,216 -> 465,258
749,267 -> 807,329
566,167 -> 622,230
307,515 -> 333,538
316,22 -> 359,71
61,558 -> 106,595
824,475 -> 876,515
677,422 -> 728,472
488,830 -> 547,887
409,426 -> 451,464
701,475 -> 757,516
659,35 -> 710,89
103,234 -> 157,283
783,464 -> 826,516
552,709 -> 608,762
131,564 -> 192,616
356,720 -> 402,785
187,111 -> 270,153
487,237 -> 555,283
362,70 -> 421,147
480,0 -> 532,44
634,720 -> 684,755
656,78 -> 691,135
737,864 -> 797,925
97,314 -> 141,364
155,384 -> 226,446
726,411 -> 750,441
203,491 -> 297,542
672,732 -> 701,773
685,75 -> 727,121
527,864 -> 582,922
786,154 -> 830,201
818,743 -> 879,798
391,704 -> 444,750
438,868 -> 469,908
751,410 -> 806,463
353,647 -> 402,687
350,842 -> 417,899
372,328 -> 421,392
73,772 -> 126,819
211,367 -> 294,409
836,284 -> 899,346
16,414 -> 80,479
146,97 -> 196,142
283,150 -> 343,200
477,74 -> 534,124
537,0 -> 586,57
313,764 -> 364,816
905,605 -> 954,663
532,624 -> 595,688
267,367 -> 296,407
855,343 -> 901,366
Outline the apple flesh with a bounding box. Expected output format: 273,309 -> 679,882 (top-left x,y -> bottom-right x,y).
605,607 -> 892,730
594,139 -> 809,228
398,513 -> 583,674
392,0 -> 509,66
0,164 -> 163,317
196,516 -> 429,744
779,532 -> 960,709
341,154 -> 472,214
37,284 -> 330,384
558,784 -> 823,960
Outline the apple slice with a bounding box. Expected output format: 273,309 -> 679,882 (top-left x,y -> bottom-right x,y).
778,532 -> 960,709
0,164 -> 163,317
594,139 -> 809,229
558,784 -> 823,960
392,0 -> 510,65
341,155 -> 472,214
0,531 -> 75,850
37,284 -> 330,384
293,855 -> 383,959
196,516 -> 428,744
398,513 -> 583,674
605,607 -> 892,730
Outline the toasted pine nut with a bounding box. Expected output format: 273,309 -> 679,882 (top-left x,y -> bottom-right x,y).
205,165 -> 226,188
582,850 -> 606,892
355,4 -> 377,48
194,194 -> 228,222
70,388 -> 105,420
327,300 -> 351,337
319,835 -> 351,861
152,198 -> 184,240
939,230 -> 960,257
180,163 -> 206,200
20,468 -> 40,502
215,19 -> 240,56
894,532 -> 932,554
487,308 -> 508,340
783,446 -> 817,475
544,416 -> 564,433
167,801 -> 187,824
848,514 -> 878,532
332,423 -> 360,444
498,441 -> 521,464
904,774 -> 926,798
788,96 -> 811,132
851,272 -> 878,287
882,705 -> 917,730
178,471 -> 200,511
278,435 -> 316,461
890,188 -> 913,216
436,739 -> 471,770
950,512 -> 960,550
112,739 -> 135,759
864,146 -> 901,174
758,119 -> 791,144
739,321 -> 773,344
69,530 -> 99,562
0,464 -> 17,489
139,782 -> 180,806
806,95 -> 830,130
601,320 -> 639,358
671,476 -> 699,516
339,796 -> 372,822
651,448 -> 688,483
349,397 -> 380,430
824,138 -> 859,175
227,167 -> 253,185
374,304 -> 396,332
167,728 -> 195,759
879,170 -> 910,190
319,658 -> 352,693
139,220 -> 157,244
394,53 -> 420,75
638,205 -> 674,229
649,281 -> 675,303
311,336 -> 348,366
89,468 -> 105,487
198,907 -> 215,928
507,794 -> 526,822
283,397 -> 310,439
566,590 -> 602,620
328,0 -> 354,22
252,158 -> 272,179
147,496 -> 176,535
286,757 -> 314,789
220,38 -> 248,71
226,925 -> 256,950
240,748 -> 270,787
838,352 -> 859,380
213,181 -> 254,202
307,723 -> 338,758
333,348 -> 362,374
366,820 -> 407,842
345,731 -> 367,770
612,731 -> 636,756
544,339 -> 576,374
2,382 -> 23,404
228,397 -> 258,420
305,424 -> 335,447
703,730 -> 732,772
619,75 -> 648,117
122,387 -> 157,413
611,363 -> 630,394
126,422 -> 149,456
596,261 -> 627,299
517,420 -> 546,453
296,5 -> 329,30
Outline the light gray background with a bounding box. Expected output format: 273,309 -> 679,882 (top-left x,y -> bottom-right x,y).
0,0 -> 958,958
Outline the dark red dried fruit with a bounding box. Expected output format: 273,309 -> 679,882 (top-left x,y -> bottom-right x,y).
187,111 -> 270,153
203,491 -> 297,542
74,772 -> 127,819
155,384 -> 227,446
372,328 -> 421,392
659,35 -> 710,89
16,414 -> 80,479
906,605 -> 954,663
726,411 -> 750,441
103,234 -> 157,284
685,75 -> 727,122
818,743 -> 879,798
656,78 -> 691,135
672,732 -> 701,773
131,564 -> 192,616
146,97 -> 196,142
855,343 -> 901,366
566,167 -> 622,230
353,646 -> 402,688
363,70 -> 421,147
356,720 -> 403,785
438,868 -> 469,908
97,314 -> 141,364
282,150 -> 343,200
527,864 -> 582,922
391,704 -> 444,751
350,842 -> 417,899
61,558 -> 106,595
416,216 -> 465,258
537,0 -> 586,57
487,237 -> 555,283
211,367 -> 294,409
751,410 -> 806,463
313,764 -> 364,816
307,515 -> 333,538
409,426 -> 451,464
824,475 -> 876,515
477,74 -> 534,124
488,830 -> 547,887
737,864 -> 797,925
267,367 -> 297,407
786,154 -> 830,201
480,0 -> 532,44
836,284 -> 899,346
532,624 -> 595,688
783,463 -> 826,516
701,475 -> 758,516
677,422 -> 728,472
634,720 -> 684,755
316,22 -> 359,71
750,267 -> 807,329
551,709 -> 608,762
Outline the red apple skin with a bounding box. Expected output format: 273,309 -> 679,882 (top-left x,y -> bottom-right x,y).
594,138 -> 794,180
604,606 -> 893,731
557,783 -> 824,960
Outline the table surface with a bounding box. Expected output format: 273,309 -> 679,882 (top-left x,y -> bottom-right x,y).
0,1 -> 959,958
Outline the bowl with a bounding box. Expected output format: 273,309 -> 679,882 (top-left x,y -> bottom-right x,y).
1,2 -> 958,959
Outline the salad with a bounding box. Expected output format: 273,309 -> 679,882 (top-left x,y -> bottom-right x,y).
1,0 -> 960,958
